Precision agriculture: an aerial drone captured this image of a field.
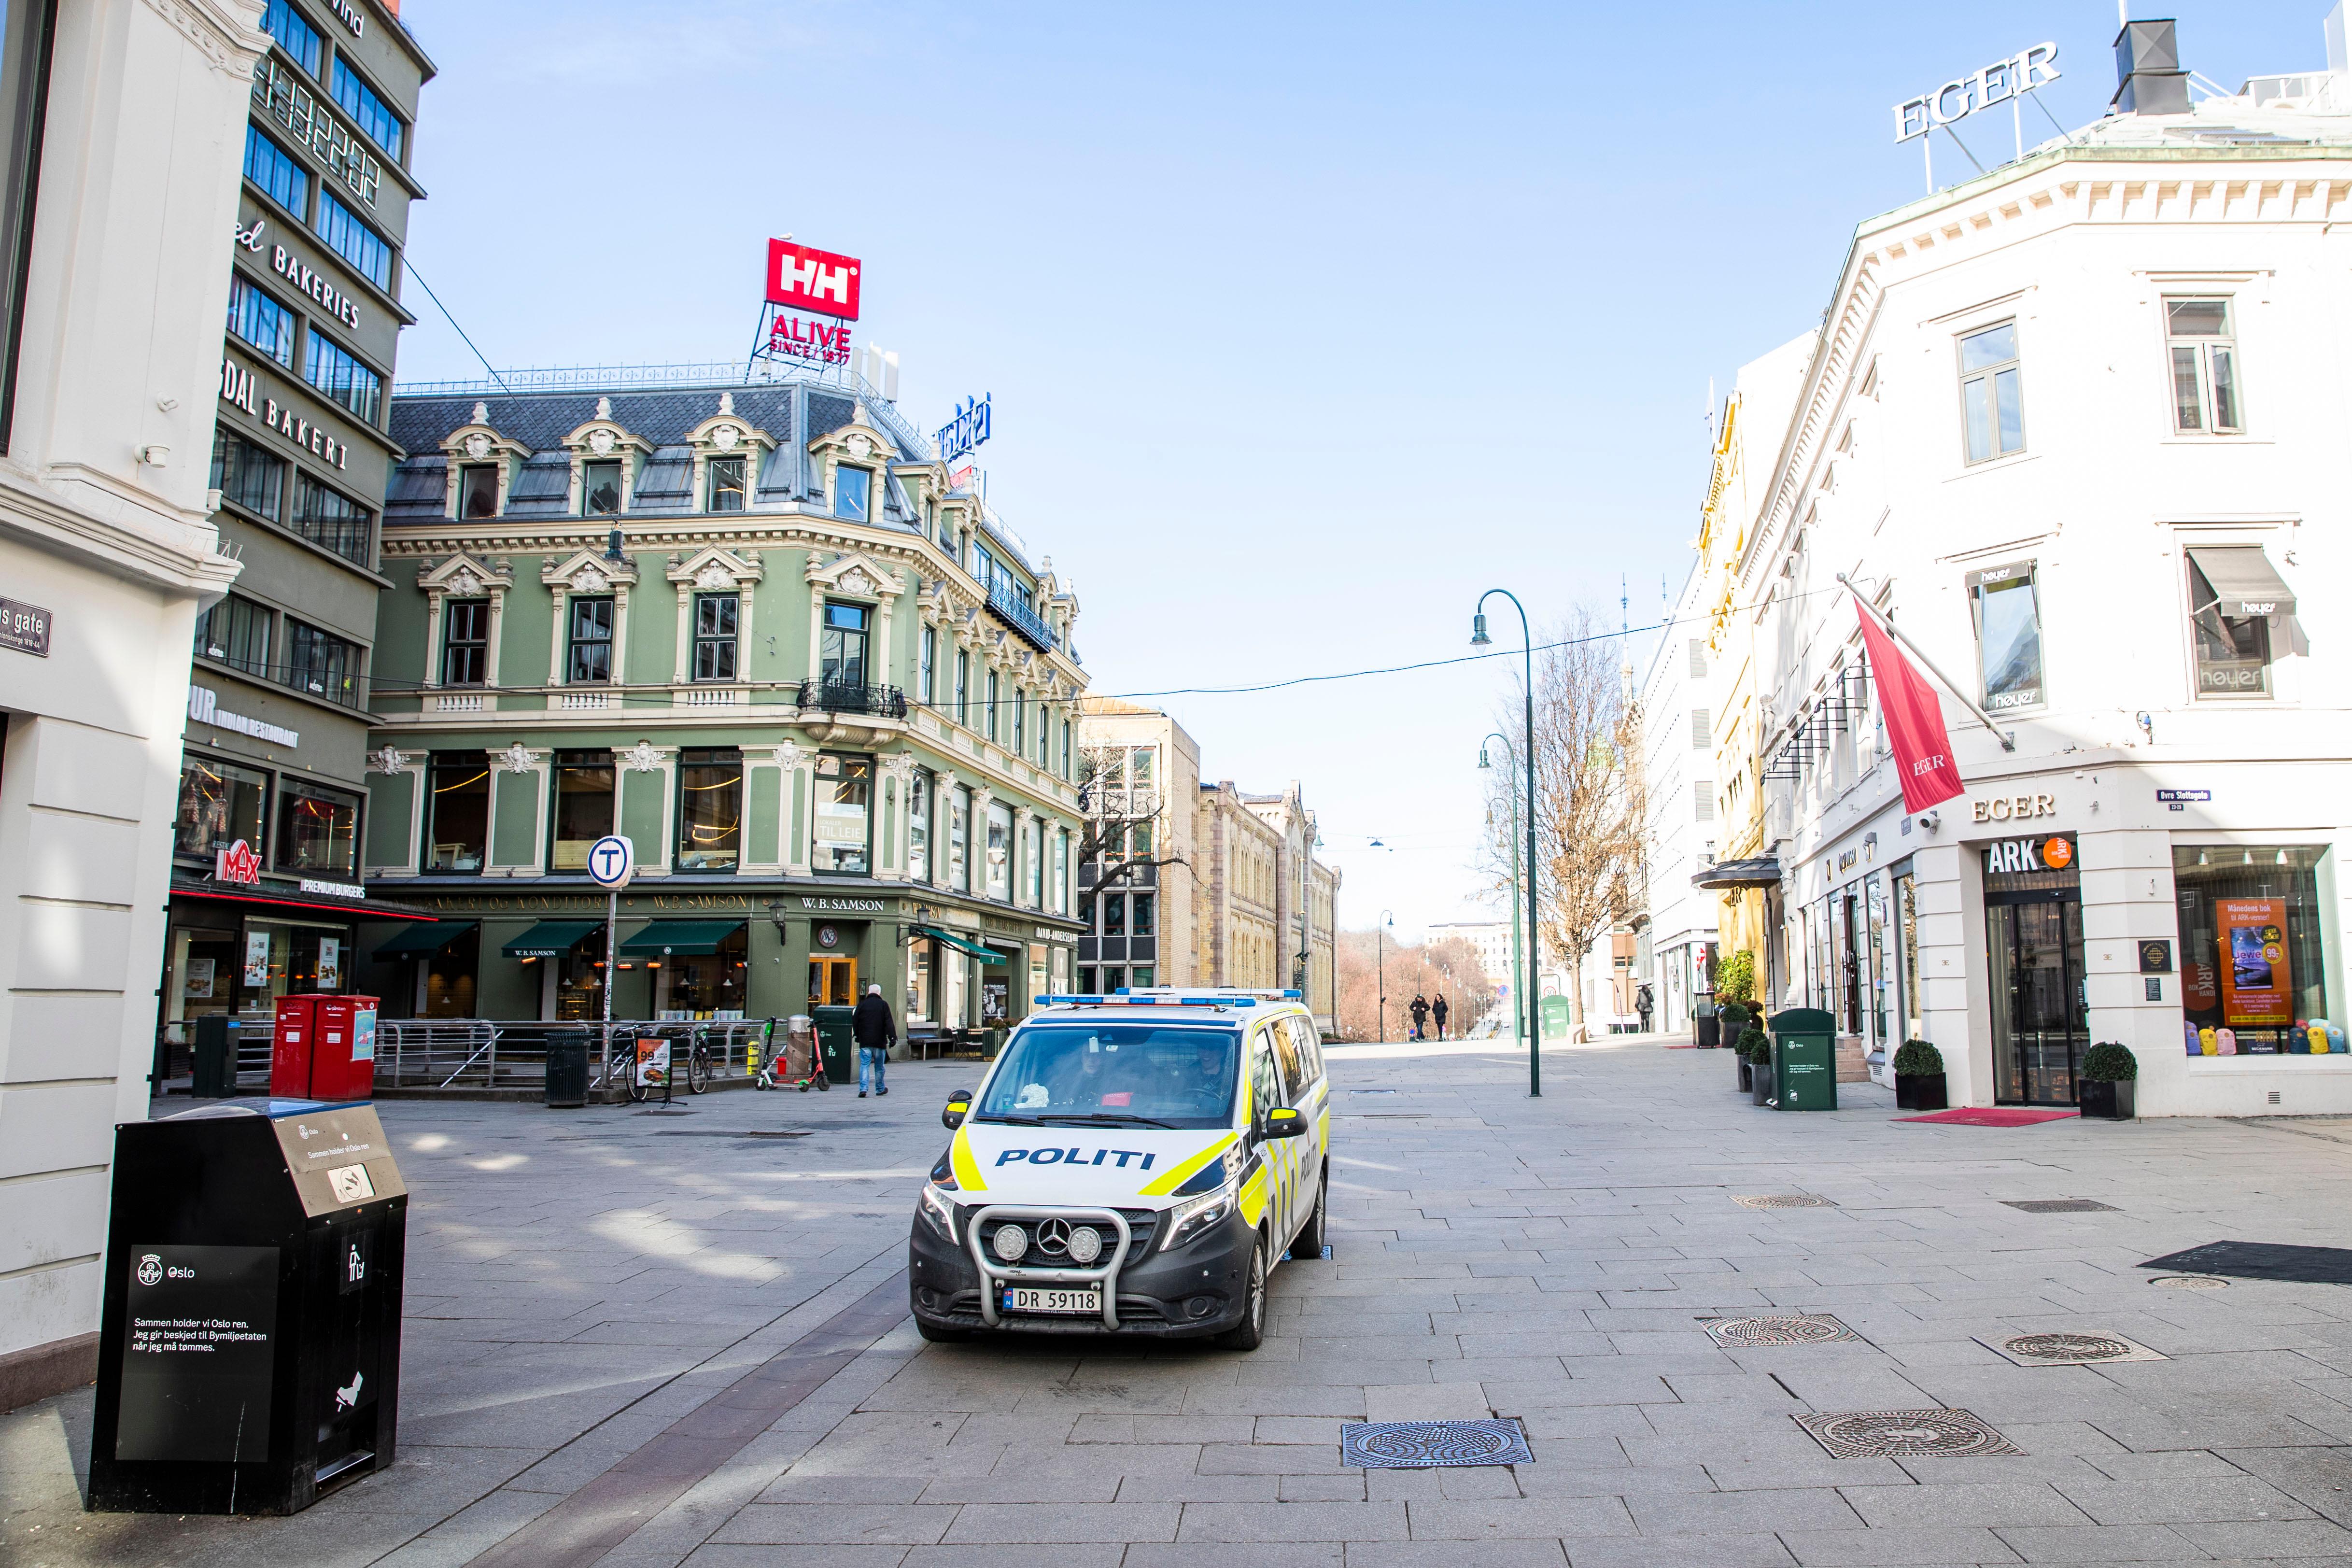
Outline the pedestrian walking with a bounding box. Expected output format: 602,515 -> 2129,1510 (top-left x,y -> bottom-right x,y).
1432,994 -> 1449,1041
1408,993 -> 1429,1042
1636,982 -> 1655,1034
853,983 -> 895,1097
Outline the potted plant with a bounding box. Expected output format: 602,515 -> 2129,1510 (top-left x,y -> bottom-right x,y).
2079,1042 -> 2138,1120
1735,1029 -> 1753,1092
1745,1026 -> 1774,1105
1892,1039 -> 1947,1111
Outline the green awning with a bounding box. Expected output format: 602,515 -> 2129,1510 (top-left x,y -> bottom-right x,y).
617,919 -> 746,957
912,923 -> 1003,961
371,919 -> 473,960
502,919 -> 602,959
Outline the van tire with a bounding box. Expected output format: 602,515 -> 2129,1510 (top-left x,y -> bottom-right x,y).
1218,1236 -> 1268,1351
1292,1163 -> 1327,1258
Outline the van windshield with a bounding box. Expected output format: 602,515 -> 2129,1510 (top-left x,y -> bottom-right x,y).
976,1024 -> 1239,1130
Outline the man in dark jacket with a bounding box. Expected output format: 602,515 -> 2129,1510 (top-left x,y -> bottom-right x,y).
1432,993 -> 1449,1041
1408,993 -> 1428,1042
853,983 -> 895,1097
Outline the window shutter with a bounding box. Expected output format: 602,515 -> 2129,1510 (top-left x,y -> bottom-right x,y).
1690,708 -> 1711,749
1688,638 -> 1708,678
1694,786 -> 1715,824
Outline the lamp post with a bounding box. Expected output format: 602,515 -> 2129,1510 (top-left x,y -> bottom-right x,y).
1377,909 -> 1394,1043
1472,590 -> 1541,1098
1479,732 -> 1527,1052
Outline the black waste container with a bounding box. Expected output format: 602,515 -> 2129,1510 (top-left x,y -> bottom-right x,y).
812,1005 -> 856,1083
87,1101 -> 407,1515
544,1031 -> 589,1108
192,1016 -> 240,1098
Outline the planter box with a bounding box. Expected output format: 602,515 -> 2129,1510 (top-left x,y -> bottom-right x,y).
1736,1057 -> 1752,1092
1895,1072 -> 1947,1112
1751,1061 -> 1773,1105
2079,1078 -> 2136,1121
1696,1015 -> 1720,1049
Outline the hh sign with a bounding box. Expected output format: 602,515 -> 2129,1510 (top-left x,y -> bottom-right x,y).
766,239 -> 861,321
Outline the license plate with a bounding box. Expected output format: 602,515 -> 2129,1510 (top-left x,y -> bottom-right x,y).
1002,1285 -> 1100,1315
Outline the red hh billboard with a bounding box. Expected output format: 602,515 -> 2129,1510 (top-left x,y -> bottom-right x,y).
766,240 -> 861,321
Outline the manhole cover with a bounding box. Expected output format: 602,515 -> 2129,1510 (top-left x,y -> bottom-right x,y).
2002,1199 -> 2119,1213
1352,1088 -> 1399,1096
1702,1314 -> 1858,1347
2149,1274 -> 2228,1290
1733,1194 -> 1836,1209
1981,1332 -> 2165,1366
1360,1113 -> 1429,1119
1340,1418 -> 1532,1469
1796,1409 -> 2020,1459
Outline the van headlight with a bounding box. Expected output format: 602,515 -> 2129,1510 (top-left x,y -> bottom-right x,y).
917,1182 -> 960,1243
1160,1181 -> 1235,1252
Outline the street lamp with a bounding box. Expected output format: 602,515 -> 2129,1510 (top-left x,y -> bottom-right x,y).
1472,590 -> 1541,1098
1479,732 -> 1527,1054
1377,909 -> 1394,1043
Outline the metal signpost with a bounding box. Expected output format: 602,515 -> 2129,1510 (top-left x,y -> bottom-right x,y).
587,835 -> 634,1095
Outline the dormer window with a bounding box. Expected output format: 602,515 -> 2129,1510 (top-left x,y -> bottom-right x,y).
460,464 -> 499,519
584,460 -> 621,515
834,466 -> 871,522
708,456 -> 747,512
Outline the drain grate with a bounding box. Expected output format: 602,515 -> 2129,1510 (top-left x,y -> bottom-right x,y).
1733,1193 -> 1837,1209
2141,1241 -> 2352,1285
1341,1418 -> 1532,1469
2149,1274 -> 2228,1290
2003,1199 -> 2119,1213
1701,1314 -> 1859,1347
1981,1331 -> 2165,1366
1796,1409 -> 2020,1459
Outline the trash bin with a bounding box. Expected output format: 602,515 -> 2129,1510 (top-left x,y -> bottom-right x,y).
812,1005 -> 856,1083
87,1099 -> 408,1515
1768,1007 -> 1839,1112
192,1016 -> 240,1098
269,995 -> 380,1102
544,1031 -> 589,1108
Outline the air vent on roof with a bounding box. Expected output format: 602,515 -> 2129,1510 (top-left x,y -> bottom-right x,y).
2114,18 -> 2190,115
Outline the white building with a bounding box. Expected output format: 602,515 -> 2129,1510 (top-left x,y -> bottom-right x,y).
0,0 -> 257,1407
1710,15 -> 2352,1115
1425,917 -> 1513,990
1634,564 -> 1721,1034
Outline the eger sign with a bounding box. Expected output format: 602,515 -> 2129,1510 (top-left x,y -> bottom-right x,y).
1894,42 -> 2060,142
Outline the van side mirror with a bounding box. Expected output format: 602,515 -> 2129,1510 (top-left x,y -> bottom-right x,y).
943,1089 -> 975,1130
1259,1105 -> 1306,1141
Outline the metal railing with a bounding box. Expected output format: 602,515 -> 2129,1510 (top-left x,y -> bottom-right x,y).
375,1018 -> 773,1091
797,678 -> 907,719
985,580 -> 1059,651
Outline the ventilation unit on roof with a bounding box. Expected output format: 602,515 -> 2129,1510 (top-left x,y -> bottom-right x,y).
2113,18 -> 2191,115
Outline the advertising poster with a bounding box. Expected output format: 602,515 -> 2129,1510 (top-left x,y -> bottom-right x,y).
634,1037 -> 670,1088
2218,898 -> 2292,1025
317,936 -> 340,990
243,929 -> 271,987
183,958 -> 215,999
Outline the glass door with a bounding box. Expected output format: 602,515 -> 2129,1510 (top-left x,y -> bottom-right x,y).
807,955 -> 857,1009
1988,897 -> 2085,1104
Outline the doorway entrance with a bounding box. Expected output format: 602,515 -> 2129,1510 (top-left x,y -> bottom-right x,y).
1984,833 -> 2084,1106
808,955 -> 857,1009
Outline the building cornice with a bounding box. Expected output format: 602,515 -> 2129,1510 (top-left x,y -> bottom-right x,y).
0,465 -> 241,600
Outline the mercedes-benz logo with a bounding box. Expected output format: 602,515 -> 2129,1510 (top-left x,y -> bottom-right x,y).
1036,1218 -> 1072,1256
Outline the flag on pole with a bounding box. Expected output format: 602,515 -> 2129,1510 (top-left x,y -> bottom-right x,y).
1855,602 -> 1965,812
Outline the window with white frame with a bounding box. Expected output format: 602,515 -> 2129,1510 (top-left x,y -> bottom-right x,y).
692,593 -> 738,682
1958,321 -> 2025,463
2167,299 -> 2242,434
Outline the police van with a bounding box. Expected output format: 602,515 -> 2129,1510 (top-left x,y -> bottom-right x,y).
908,988 -> 1329,1349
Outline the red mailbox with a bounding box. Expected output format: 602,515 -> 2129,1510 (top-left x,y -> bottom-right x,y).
269,994 -> 379,1102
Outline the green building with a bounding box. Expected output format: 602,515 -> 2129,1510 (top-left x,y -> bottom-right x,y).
356,370 -> 1087,1042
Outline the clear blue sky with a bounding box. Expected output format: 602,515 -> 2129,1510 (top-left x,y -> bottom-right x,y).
394,0 -> 2332,939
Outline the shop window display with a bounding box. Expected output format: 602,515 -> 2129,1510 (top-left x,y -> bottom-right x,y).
985,802 -> 1013,900
662,927 -> 747,1019
276,778 -> 359,875
2174,846 -> 2334,1053
427,752 -> 490,872
550,751 -> 615,871
908,770 -> 931,884
676,749 -> 743,871
175,756 -> 268,860
811,754 -> 871,875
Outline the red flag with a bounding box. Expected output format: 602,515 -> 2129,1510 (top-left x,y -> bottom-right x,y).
1856,603 -> 1965,813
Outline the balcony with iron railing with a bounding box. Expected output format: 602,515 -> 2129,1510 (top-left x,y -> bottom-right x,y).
985,580 -> 1060,652
798,678 -> 907,719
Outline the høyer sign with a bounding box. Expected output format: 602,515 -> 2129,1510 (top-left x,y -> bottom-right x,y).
1894,42 -> 2059,142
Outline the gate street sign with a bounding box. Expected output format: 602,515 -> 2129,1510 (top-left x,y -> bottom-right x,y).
587,835 -> 634,889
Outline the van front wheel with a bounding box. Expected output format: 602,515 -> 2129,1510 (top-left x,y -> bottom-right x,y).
1292,1165 -> 1327,1259
1218,1237 -> 1268,1351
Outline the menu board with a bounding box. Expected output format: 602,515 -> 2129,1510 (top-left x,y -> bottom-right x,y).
2218,898 -> 2293,1026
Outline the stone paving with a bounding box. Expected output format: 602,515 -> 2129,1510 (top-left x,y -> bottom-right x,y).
9,1037 -> 2352,1566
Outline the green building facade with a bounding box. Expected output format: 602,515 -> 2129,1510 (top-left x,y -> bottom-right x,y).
356,373 -> 1086,1042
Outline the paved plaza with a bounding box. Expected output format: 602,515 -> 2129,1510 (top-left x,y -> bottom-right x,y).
9,1038 -> 2352,1567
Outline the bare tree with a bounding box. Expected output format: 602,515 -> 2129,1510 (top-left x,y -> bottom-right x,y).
1077,742 -> 1189,898
1331,929 -> 1500,1042
1482,608 -> 1648,1042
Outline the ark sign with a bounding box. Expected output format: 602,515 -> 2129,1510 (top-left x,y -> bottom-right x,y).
1894,42 -> 2059,142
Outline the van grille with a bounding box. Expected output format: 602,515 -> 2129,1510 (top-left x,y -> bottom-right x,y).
976,1209 -> 1155,1267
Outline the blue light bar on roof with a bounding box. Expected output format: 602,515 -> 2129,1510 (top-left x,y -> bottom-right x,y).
1283,989 -> 1303,999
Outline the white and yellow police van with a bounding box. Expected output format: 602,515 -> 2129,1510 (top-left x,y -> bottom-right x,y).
908,988 -> 1329,1350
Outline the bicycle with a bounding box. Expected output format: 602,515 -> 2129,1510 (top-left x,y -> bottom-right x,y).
682,1023 -> 716,1095
593,1024 -> 657,1103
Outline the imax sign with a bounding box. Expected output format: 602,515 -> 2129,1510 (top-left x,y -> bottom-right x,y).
1894,42 -> 2059,142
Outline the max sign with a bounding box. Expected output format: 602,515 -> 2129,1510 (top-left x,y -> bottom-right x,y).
1894,43 -> 2059,142
766,240 -> 861,321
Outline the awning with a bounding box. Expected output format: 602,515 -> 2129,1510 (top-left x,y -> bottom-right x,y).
2186,546 -> 2296,621
502,919 -> 602,959
617,919 -> 746,956
372,919 -> 477,959
910,923 -> 999,961
1692,856 -> 1782,890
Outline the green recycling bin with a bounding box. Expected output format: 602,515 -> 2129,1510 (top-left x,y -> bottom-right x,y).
811,1005 -> 857,1084
1768,1007 -> 1838,1111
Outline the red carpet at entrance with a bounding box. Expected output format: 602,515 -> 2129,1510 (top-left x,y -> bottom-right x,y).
1897,1107 -> 2078,1127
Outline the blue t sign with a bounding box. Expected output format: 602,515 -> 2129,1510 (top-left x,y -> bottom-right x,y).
588,835 -> 634,889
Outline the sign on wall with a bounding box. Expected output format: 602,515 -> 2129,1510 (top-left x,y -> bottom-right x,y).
1893,43 -> 2060,142
936,394 -> 991,463
0,594 -> 52,656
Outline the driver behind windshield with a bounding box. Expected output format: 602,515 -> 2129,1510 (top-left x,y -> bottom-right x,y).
983,1026 -> 1238,1127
